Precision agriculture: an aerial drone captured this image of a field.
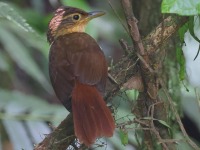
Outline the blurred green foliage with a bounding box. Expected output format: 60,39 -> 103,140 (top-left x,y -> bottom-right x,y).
0,1 -> 133,149
162,0 -> 200,15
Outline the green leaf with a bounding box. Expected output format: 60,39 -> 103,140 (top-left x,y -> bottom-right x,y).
142,117 -> 171,128
142,117 -> 152,120
188,16 -> 200,60
119,129 -> 128,146
157,120 -> 171,129
0,27 -> 52,93
0,2 -> 33,32
177,22 -> 188,81
188,17 -> 200,43
178,22 -> 188,43
161,0 -> 200,15
176,47 -> 185,81
125,89 -> 138,101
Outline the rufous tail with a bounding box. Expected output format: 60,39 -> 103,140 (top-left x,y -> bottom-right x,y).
71,81 -> 115,146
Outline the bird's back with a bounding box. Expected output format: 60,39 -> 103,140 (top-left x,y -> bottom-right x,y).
49,32 -> 107,110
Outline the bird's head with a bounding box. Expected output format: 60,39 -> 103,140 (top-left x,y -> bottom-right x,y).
47,6 -> 105,44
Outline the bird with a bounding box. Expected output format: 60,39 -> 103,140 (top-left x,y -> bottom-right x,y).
47,6 -> 115,146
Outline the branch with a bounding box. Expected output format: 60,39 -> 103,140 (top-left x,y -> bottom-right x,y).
105,16 -> 188,102
34,114 -> 75,150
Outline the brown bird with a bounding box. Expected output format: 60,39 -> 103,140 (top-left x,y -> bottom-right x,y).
47,6 -> 115,146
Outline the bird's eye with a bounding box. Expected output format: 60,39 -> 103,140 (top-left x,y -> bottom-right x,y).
73,15 -> 80,20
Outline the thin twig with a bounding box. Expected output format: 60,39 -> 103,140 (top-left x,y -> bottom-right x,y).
108,73 -> 119,85
121,0 -> 145,56
107,0 -> 129,34
136,52 -> 154,73
119,38 -> 131,55
149,103 -> 169,150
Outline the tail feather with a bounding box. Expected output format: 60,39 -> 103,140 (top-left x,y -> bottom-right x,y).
72,82 -> 115,146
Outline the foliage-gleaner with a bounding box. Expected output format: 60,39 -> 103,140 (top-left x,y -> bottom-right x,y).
47,6 -> 115,146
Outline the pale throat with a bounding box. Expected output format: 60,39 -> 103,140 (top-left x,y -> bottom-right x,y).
55,23 -> 87,38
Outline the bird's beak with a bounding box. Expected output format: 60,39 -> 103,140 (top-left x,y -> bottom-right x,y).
87,11 -> 105,20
